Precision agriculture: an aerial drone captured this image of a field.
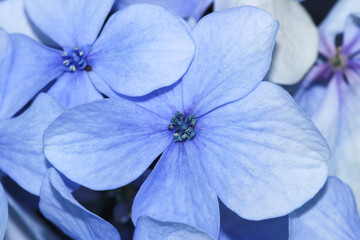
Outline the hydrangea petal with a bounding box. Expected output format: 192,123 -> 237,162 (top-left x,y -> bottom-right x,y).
0,94 -> 65,196
0,28 -> 13,120
88,4 -> 195,97
0,34 -> 63,119
289,177 -> 360,239
134,216 -> 214,240
0,0 -> 56,47
198,81 -> 329,220
342,13 -> 360,56
47,71 -> 103,109
132,142 -> 220,239
115,0 -> 212,20
39,168 -> 120,240
319,0 -> 360,39
182,7 -> 278,116
0,183 -> 7,240
44,98 -> 172,190
215,0 -> 318,85
24,0 -> 114,47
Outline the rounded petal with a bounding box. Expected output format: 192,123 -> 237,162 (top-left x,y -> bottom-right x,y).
214,0 -> 318,85
44,98 -> 172,190
115,0 -> 212,20
40,168 -> 120,240
134,216 -> 215,240
0,94 -> 65,196
88,4 -> 195,97
182,7 -> 278,116
319,0 -> 360,38
0,0 -> 56,47
289,177 -> 360,239
197,81 -> 329,220
47,71 -> 103,109
132,142 -> 220,239
0,34 -> 63,119
0,184 -> 7,240
24,0 -> 114,47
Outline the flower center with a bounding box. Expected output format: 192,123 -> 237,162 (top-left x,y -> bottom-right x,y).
330,46 -> 347,69
62,46 -> 91,72
168,111 -> 197,142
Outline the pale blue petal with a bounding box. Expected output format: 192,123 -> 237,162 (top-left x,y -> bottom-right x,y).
319,0 -> 360,39
132,142 -> 220,239
115,0 -> 212,20
0,0 -> 56,47
289,177 -> 360,239
24,0 -> 114,47
0,184 -> 7,240
47,71 -> 103,109
39,168 -> 120,240
0,94 -> 65,196
182,7 -> 278,116
342,13 -> 360,56
198,81 -> 329,220
44,98 -> 172,190
134,216 -> 215,240
0,28 -> 12,120
88,4 -> 195,96
0,34 -> 63,119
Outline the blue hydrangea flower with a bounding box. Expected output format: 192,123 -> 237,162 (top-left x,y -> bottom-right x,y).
44,7 -> 329,238
295,4 -> 360,208
114,0 -> 213,22
289,177 -> 360,239
134,216 -> 214,240
40,168 -> 121,240
0,183 -> 7,239
0,94 -> 64,196
1,0 -> 194,117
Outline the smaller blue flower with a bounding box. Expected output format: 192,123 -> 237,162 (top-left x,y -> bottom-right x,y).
0,0 -> 194,117
290,177 -> 360,239
44,7 -> 330,239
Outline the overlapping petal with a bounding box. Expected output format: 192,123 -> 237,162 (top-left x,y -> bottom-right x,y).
214,0 -> 318,85
115,0 -> 212,20
197,81 -> 329,220
44,98 -> 172,190
132,142 -> 220,238
0,94 -> 65,196
289,177 -> 360,239
134,216 -> 214,240
182,7 -> 278,116
0,183 -> 7,240
47,71 -> 103,109
0,34 -> 63,119
88,4 -> 195,97
342,13 -> 360,56
39,168 -> 120,240
0,28 -> 13,120
24,0 -> 114,47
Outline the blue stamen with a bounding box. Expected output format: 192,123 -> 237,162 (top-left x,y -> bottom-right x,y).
169,111 -> 197,142
62,46 -> 89,72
